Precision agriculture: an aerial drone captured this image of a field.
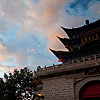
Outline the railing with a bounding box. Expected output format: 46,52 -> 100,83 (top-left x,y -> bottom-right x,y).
34,53 -> 100,77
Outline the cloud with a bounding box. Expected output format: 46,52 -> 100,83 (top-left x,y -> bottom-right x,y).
6,65 -> 24,74
0,0 -> 75,49
0,0 -> 99,71
0,43 -> 7,53
0,63 -> 24,78
88,0 -> 100,20
0,43 -> 7,62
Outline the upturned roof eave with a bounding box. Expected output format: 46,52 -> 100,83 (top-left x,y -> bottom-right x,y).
61,19 -> 100,38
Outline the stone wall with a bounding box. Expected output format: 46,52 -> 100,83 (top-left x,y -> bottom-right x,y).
34,54 -> 100,100
42,77 -> 74,100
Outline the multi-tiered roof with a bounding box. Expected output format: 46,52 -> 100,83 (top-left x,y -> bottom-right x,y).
50,19 -> 100,62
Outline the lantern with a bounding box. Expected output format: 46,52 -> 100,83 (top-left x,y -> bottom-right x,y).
58,59 -> 62,62
65,45 -> 69,48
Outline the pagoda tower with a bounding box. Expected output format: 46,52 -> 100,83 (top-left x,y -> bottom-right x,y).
50,19 -> 100,63
34,19 -> 100,100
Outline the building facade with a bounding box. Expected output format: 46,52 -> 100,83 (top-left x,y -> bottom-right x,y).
34,19 -> 100,100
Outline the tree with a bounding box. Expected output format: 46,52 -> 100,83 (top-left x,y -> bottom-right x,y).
0,67 -> 43,100
0,78 -> 5,100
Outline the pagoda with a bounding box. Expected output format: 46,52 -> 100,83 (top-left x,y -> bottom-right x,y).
34,19 -> 100,100
50,19 -> 100,63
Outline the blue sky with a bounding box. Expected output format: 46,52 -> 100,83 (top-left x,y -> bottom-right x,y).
0,0 -> 100,77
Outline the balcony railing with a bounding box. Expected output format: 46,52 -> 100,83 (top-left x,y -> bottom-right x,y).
34,53 -> 100,77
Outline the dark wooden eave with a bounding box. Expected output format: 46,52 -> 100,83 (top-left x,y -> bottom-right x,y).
57,36 -> 70,46
61,26 -> 73,39
61,19 -> 100,39
57,36 -> 80,45
50,44 -> 100,62
49,48 -> 69,60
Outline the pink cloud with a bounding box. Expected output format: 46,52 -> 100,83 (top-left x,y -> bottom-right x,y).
6,65 -> 24,74
0,64 -> 22,73
31,49 -> 34,53
27,49 -> 30,52
88,1 -> 100,19
0,43 -> 7,62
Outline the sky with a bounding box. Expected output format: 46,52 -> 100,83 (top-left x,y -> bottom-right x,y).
0,0 -> 100,77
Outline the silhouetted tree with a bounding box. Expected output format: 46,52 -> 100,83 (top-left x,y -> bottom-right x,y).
0,67 -> 43,100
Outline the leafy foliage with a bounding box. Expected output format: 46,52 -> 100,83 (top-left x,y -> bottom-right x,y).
0,67 -> 43,100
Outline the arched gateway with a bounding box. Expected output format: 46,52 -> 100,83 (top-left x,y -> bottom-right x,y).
79,81 -> 100,100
